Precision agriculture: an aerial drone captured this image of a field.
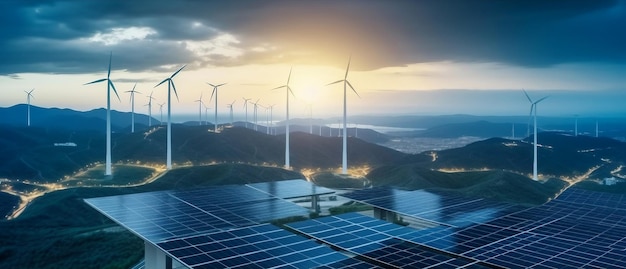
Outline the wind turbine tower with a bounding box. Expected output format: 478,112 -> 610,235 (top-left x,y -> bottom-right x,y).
125,84 -> 141,133
158,103 -> 165,125
271,68 -> 295,169
204,105 -> 211,126
155,65 -> 186,170
253,99 -> 261,131
242,97 -> 252,129
146,91 -> 155,127
207,83 -> 226,133
523,90 -> 548,181
327,57 -> 360,175
596,120 -> 599,138
227,100 -> 236,126
84,52 -> 120,176
574,115 -> 578,136
195,93 -> 204,126
24,89 -> 34,127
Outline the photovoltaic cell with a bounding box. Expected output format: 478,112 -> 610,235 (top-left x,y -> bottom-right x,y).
246,179 -> 335,199
157,223 -> 374,269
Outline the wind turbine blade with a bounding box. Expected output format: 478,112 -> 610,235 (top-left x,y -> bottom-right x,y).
209,88 -> 216,103
529,104 -> 534,117
287,68 -> 292,85
287,86 -> 296,97
217,83 -> 227,87
28,89 -> 35,94
84,78 -> 107,85
171,65 -> 186,78
535,96 -> 549,104
271,85 -> 287,91
346,81 -> 361,98
171,81 -> 180,101
107,52 -> 112,79
344,56 -> 351,79
207,82 -> 216,87
326,80 -> 343,86
110,80 -> 121,101
154,78 -> 169,88
522,89 -> 533,103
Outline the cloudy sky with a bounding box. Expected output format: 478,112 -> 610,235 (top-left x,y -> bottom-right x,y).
1,0 -> 626,121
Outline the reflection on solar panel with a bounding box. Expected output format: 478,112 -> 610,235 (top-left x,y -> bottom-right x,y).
247,179 -> 335,199
341,187 -> 524,227
340,187 -> 626,268
286,213 -> 488,269
85,185 -> 309,242
157,223 -> 373,269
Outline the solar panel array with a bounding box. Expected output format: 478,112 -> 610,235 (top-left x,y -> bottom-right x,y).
247,179 -> 335,199
340,187 -> 626,268
157,223 -> 375,269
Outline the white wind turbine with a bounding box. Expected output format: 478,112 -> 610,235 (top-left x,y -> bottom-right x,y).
195,92 -> 204,126
227,100 -> 236,126
146,91 -> 155,127
84,52 -> 120,176
158,102 -> 165,125
267,104 -> 276,135
125,84 -> 141,133
523,89 -> 548,181
24,89 -> 34,127
207,82 -> 227,132
154,65 -> 186,170
204,104 -> 211,126
253,99 -> 261,131
271,68 -> 295,169
242,97 -> 252,128
327,57 -> 360,175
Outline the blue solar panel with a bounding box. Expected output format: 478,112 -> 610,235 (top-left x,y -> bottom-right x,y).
287,213 -> 488,268
341,188 -> 524,227
157,223 -> 373,268
247,179 -> 335,199
85,185 -> 309,242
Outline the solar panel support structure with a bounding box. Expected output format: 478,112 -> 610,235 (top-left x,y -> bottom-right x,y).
311,194 -> 320,213
373,207 -> 399,223
145,242 -> 173,269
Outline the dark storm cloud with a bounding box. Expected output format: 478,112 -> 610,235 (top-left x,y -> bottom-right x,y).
1,0 -> 624,75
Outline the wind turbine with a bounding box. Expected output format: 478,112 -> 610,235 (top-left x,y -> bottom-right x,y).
271,68 -> 295,169
253,99 -> 261,131
24,89 -> 34,127
146,91 -> 155,127
154,65 -> 186,170
207,82 -> 227,133
523,89 -> 548,181
227,100 -> 236,126
125,84 -> 141,133
84,52 -> 120,176
242,97 -> 252,128
574,115 -> 578,137
267,104 -> 276,135
195,92 -> 204,126
327,57 -> 360,175
204,104 -> 211,126
158,103 -> 165,125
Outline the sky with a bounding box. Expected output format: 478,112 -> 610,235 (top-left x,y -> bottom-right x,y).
1,0 -> 626,122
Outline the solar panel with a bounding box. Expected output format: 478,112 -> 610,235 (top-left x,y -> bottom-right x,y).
341,188 -> 524,227
85,185 -> 309,243
286,213 -> 489,268
157,223 -> 374,268
247,179 -> 335,199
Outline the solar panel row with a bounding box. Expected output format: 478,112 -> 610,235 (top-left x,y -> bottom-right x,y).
247,179 -> 335,199
286,213 -> 488,269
